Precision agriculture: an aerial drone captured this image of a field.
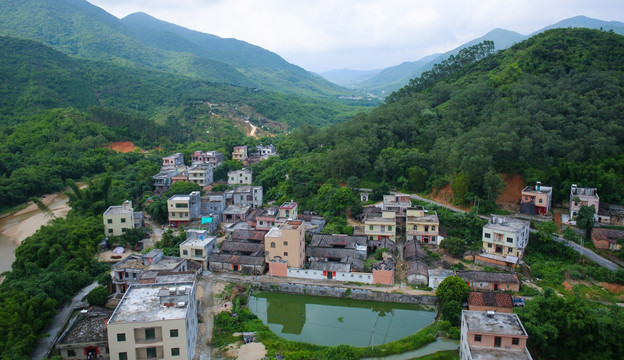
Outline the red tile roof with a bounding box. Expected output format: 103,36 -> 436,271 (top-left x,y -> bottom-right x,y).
468,291 -> 513,308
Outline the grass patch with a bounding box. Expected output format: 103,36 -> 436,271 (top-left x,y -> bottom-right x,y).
516,285 -> 542,297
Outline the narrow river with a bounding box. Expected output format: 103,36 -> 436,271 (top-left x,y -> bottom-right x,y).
0,192 -> 71,273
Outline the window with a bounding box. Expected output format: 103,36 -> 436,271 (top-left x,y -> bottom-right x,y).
512,337 -> 520,345
283,241 -> 288,246
108,229 -> 113,234
117,333 -> 126,342
474,334 -> 481,342
146,347 -> 157,358
388,226 -> 392,231
370,225 -> 374,230
508,247 -> 513,253
284,252 -> 288,256
432,226 -> 436,231
271,242 -> 275,248
145,327 -> 155,340
132,273 -> 137,279
119,352 -> 128,360
487,243 -> 492,248
507,237 -> 513,243
171,348 -> 180,356
183,250 -> 188,255
538,199 -> 543,203
67,349 -> 76,357
121,218 -> 126,223
485,233 -> 491,238
194,249 -> 203,256
170,329 -> 179,337
107,219 -> 112,224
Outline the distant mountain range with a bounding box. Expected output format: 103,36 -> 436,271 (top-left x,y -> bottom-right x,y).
0,0 -> 353,98
321,16 -> 624,96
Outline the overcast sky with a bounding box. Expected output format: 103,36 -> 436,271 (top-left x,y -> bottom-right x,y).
87,0 -> 624,73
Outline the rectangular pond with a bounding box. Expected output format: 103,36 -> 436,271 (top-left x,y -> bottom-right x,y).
248,291 -> 436,347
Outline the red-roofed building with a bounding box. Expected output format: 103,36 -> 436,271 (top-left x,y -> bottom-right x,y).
468,292 -> 513,313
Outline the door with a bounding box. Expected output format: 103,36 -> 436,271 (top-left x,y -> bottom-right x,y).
494,283 -> 499,291
494,336 -> 502,348
327,271 -> 333,279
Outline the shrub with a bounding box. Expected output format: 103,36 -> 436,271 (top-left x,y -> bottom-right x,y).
86,286 -> 109,307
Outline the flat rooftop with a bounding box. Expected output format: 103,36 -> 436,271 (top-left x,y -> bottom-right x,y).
407,213 -> 439,223
181,236 -> 215,247
104,205 -> 132,215
169,194 -> 190,201
113,255 -> 185,271
485,217 -> 528,233
462,310 -> 527,336
108,282 -> 194,324
469,346 -> 531,360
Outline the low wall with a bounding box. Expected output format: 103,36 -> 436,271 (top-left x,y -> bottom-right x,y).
253,282 -> 438,305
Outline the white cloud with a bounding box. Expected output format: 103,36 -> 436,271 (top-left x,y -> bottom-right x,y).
87,0 -> 624,72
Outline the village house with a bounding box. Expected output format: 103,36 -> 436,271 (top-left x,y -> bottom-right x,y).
459,271 -> 520,292
360,192 -> 370,202
179,230 -> 216,271
382,193 -> 412,226
232,146 -> 248,161
256,144 -> 277,159
468,292 -> 514,313
170,171 -> 188,184
597,202 -> 624,225
187,164 -> 213,188
110,249 -> 201,294
167,191 -> 201,228
570,184 -> 599,219
222,204 -> 251,223
460,310 -> 532,360
232,185 -> 263,209
591,228 -> 624,251
55,307 -> 113,360
265,220 -> 306,268
191,150 -> 224,167
520,181 -> 553,215
364,210 -> 397,242
152,169 -> 179,193
103,200 -> 144,237
478,215 -> 529,270
161,153 -> 185,169
107,282 -> 198,360
428,269 -> 454,289
228,168 -> 253,185
199,193 -> 225,233
404,240 -> 428,286
208,229 -> 267,274
405,206 -> 440,246
255,205 -> 279,230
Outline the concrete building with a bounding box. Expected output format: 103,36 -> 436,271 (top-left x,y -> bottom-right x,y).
520,182 -> 552,215
364,210 -> 397,242
55,307 -> 112,360
104,201 -> 144,237
228,168 -> 253,185
232,186 -> 263,209
191,150 -> 223,167
187,165 -> 213,187
232,146 -> 248,161
482,215 -> 529,259
110,249 -> 200,294
405,207 -> 440,246
162,153 -> 185,169
255,206 -> 279,230
460,310 -> 532,360
428,269 -> 454,289
265,220 -> 306,268
222,204 -> 251,223
167,191 -> 201,228
152,169 -> 179,193
179,230 -> 217,271
256,144 -> 277,158
107,282 -> 197,360
570,184 -> 599,219
278,201 -> 298,220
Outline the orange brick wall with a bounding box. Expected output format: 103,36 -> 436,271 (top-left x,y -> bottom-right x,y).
268,261 -> 287,277
373,269 -> 394,285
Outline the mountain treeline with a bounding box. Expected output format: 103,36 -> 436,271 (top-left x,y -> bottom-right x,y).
254,29 -> 624,210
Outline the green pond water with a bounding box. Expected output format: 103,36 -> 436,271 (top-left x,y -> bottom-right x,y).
248,292 -> 436,347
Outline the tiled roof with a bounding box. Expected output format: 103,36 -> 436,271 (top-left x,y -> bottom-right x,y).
468,291 -> 513,308
592,227 -> 624,244
459,271 -> 519,284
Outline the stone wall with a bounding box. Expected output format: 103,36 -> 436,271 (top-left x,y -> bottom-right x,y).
253,282 -> 437,305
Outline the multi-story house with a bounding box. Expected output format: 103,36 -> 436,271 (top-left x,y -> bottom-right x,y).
256,144 -> 277,159
570,184 -> 600,219
232,186 -> 263,209
103,200 -> 144,237
232,146 -> 248,161
279,201 -> 298,220
265,220 -> 306,268
161,153 -> 185,169
255,206 -> 279,230
520,181 -> 553,215
199,193 -> 226,233
460,310 -> 532,360
191,150 -> 224,167
110,249 -> 200,294
405,207 -> 440,246
228,169 -> 253,185
179,230 -> 217,271
167,191 -> 201,228
187,165 -> 213,187
364,210 -> 397,242
382,194 -> 412,216
107,282 -> 198,360
482,216 -> 529,259
152,169 -> 179,193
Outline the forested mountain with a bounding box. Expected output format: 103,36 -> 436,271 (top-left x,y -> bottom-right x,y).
265,29 -> 624,211
0,36 -> 371,128
325,16 -> 624,97
0,0 -> 352,98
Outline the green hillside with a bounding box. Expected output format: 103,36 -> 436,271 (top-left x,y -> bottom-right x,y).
261,28 -> 624,210
0,0 -> 354,98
